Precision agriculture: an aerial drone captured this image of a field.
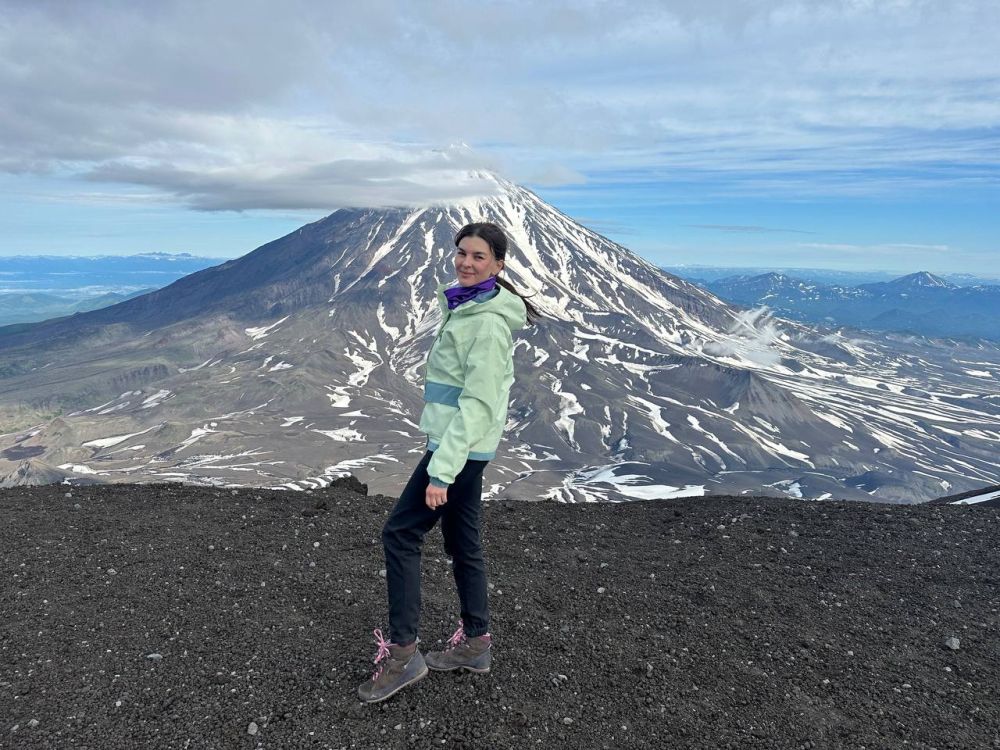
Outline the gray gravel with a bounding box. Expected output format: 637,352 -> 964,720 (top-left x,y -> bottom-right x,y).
2,480 -> 999,749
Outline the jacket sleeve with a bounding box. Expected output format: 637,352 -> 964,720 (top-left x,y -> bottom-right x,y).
426,325 -> 510,487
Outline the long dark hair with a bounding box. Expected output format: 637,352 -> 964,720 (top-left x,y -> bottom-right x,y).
454,222 -> 543,326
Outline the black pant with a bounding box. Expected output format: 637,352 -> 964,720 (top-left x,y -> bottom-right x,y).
381,449 -> 490,645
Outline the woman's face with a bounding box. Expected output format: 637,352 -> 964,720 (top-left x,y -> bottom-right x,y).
454,235 -> 504,287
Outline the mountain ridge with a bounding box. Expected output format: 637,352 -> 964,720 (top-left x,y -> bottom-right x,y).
879,270 -> 954,290
701,270 -> 1000,341
1,172 -> 998,503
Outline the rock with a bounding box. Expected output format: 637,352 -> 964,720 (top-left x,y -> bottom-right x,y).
944,636 -> 960,650
329,475 -> 368,496
248,721 -> 259,735
146,653 -> 163,660
0,460 -> 70,488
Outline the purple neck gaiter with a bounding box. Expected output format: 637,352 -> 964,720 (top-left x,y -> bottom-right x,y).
444,276 -> 498,310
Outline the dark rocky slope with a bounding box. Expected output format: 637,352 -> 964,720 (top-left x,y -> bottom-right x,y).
928,483 -> 1000,508
2,482 -> 998,749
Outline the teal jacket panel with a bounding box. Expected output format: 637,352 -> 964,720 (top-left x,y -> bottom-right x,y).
419,281 -> 527,486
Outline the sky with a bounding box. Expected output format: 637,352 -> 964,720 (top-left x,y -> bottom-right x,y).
1,0 -> 998,276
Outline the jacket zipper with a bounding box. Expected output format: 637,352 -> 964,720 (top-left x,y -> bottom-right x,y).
434,311 -> 451,344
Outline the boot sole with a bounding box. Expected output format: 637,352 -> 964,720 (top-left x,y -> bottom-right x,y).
426,663 -> 491,674
359,664 -> 429,704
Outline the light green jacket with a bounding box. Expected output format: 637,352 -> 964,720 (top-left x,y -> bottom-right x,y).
419,281 -> 527,487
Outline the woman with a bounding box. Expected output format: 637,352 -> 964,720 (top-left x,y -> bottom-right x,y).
357,221 -> 541,704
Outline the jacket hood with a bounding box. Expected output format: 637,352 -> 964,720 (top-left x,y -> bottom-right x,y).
435,281 -> 527,333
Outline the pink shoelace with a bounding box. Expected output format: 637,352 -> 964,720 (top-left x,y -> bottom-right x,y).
446,619 -> 467,650
370,628 -> 392,680
445,619 -> 490,650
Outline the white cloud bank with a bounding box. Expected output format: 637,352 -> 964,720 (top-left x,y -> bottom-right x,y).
1,0 -> 999,209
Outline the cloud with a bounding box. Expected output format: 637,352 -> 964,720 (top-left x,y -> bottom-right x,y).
2,0 -> 1000,209
704,306 -> 785,366
520,163 -> 589,187
798,242 -> 951,255
83,143 -> 505,210
573,217 -> 640,236
787,241 -> 1000,274
687,224 -> 815,234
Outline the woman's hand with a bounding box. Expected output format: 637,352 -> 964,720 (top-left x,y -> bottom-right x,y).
425,483 -> 449,510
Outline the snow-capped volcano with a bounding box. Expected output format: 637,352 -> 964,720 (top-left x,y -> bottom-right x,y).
1,172 -> 998,503
883,271 -> 954,290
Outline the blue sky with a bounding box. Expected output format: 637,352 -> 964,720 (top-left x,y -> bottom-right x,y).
2,1 -> 998,276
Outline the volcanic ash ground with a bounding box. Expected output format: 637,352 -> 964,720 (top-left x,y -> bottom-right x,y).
2,481 -> 998,749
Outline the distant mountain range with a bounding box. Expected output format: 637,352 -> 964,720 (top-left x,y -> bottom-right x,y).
664,265 -> 1000,288
1,173 -> 998,503
693,271 -> 1000,341
0,289 -> 157,327
0,253 -> 225,326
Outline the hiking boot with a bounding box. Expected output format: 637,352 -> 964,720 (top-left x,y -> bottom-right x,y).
424,619 -> 492,673
357,628 -> 428,703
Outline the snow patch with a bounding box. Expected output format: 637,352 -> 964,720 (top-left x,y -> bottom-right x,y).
83,424 -> 161,449
950,488 -> 1000,505
312,428 -> 365,442
141,389 -> 172,408
57,463 -> 100,475
245,316 -> 289,341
